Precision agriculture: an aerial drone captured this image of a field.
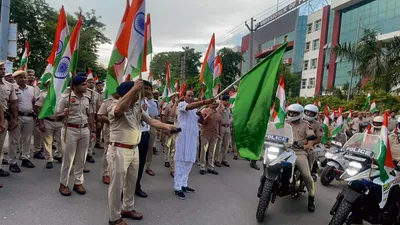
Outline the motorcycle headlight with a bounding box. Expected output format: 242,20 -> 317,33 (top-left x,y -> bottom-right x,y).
346,161 -> 362,176
267,146 -> 280,160
331,141 -> 343,147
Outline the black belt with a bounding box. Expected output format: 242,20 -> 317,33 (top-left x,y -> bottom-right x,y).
142,131 -> 149,134
18,111 -> 35,117
167,122 -> 174,125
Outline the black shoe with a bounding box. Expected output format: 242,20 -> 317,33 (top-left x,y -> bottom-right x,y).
153,147 -> 158,155
54,157 -> 62,164
182,186 -> 195,193
308,196 -> 315,212
175,190 -> 186,200
9,163 -> 21,173
33,152 -> 45,160
40,148 -> 44,152
21,159 -> 35,168
135,189 -> 148,198
2,159 -> 8,165
200,170 -> 205,175
165,162 -> 170,168
52,145 -> 56,150
250,162 -> 260,170
233,155 -> 238,160
0,169 -> 10,177
86,155 -> 95,163
46,162 -> 53,169
207,169 -> 219,175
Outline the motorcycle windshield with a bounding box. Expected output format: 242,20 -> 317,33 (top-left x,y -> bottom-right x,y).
333,133 -> 347,144
342,133 -> 382,159
265,122 -> 293,145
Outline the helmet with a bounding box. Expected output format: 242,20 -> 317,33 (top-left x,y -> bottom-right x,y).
287,104 -> 304,122
372,116 -> 384,129
303,104 -> 319,121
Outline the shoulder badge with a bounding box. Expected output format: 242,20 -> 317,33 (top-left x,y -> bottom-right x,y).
70,97 -> 77,103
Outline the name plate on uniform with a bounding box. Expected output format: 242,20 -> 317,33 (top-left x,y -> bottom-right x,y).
265,134 -> 289,143
345,147 -> 374,158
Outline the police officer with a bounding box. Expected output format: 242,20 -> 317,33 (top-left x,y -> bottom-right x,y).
161,92 -> 178,177
57,76 -> 95,196
390,117 -> 400,166
107,81 -> 176,225
371,116 -> 383,135
287,104 -> 316,212
349,112 -> 365,134
35,78 -> 63,169
144,88 -> 159,176
215,95 -> 232,167
0,61 -> 17,177
8,70 -> 37,172
85,73 -> 101,163
303,104 -> 323,179
95,81 -> 104,149
97,92 -> 120,185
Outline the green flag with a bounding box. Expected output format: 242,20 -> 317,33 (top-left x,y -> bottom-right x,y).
233,43 -> 287,160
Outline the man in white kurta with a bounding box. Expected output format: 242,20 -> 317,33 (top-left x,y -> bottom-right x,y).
174,90 -> 214,200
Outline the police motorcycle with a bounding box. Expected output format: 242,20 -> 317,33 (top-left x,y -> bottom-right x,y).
328,133 -> 400,225
256,122 -> 316,222
320,132 -> 348,186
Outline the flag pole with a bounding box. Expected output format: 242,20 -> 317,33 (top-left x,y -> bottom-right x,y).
64,73 -> 75,142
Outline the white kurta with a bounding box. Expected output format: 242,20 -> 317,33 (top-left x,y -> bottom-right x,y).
175,101 -> 199,163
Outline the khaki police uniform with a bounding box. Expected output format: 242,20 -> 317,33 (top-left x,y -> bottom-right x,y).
215,105 -> 232,163
307,120 -> 324,170
349,117 -> 365,133
389,134 -> 400,162
97,98 -> 114,177
9,84 -> 36,165
0,80 -> 17,168
32,85 -> 43,153
289,120 -> 315,197
161,101 -> 177,171
86,88 -> 101,157
95,90 -> 104,146
35,91 -> 63,162
107,100 -> 148,222
57,91 -> 91,187
388,117 -> 397,132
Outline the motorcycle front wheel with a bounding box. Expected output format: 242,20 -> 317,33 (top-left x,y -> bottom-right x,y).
321,165 -> 335,186
256,179 -> 274,222
329,200 -> 352,225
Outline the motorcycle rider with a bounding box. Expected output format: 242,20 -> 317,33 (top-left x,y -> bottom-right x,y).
371,116 -> 383,135
302,104 -> 323,181
286,104 -> 317,212
389,117 -> 400,167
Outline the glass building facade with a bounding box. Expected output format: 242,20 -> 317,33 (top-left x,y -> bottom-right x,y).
335,0 -> 400,87
293,15 -> 308,73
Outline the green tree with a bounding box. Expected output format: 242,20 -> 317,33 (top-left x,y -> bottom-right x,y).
277,63 -> 301,98
218,47 -> 243,90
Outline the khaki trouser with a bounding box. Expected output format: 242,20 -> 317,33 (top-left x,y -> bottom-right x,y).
96,122 -> 103,146
107,145 -> 139,222
9,116 -> 34,164
164,134 -> 176,171
43,120 -> 62,162
145,126 -> 157,170
307,151 -> 316,171
200,137 -> 218,171
216,126 -> 231,162
295,152 -> 315,197
0,120 -> 8,169
33,125 -> 43,153
102,124 -> 110,176
60,127 -> 90,186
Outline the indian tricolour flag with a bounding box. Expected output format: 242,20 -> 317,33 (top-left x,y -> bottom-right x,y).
174,80 -> 179,92
141,13 -> 152,72
370,100 -> 378,114
377,112 -> 396,182
331,106 -> 344,137
361,124 -> 372,142
161,61 -> 174,102
347,110 -> 352,124
105,0 -> 130,98
199,33 -> 215,99
321,105 -> 330,144
213,55 -> 222,96
314,98 -> 321,109
40,6 -> 69,91
20,41 -> 30,71
39,14 -> 82,119
119,0 -> 145,79
274,76 -> 286,128
229,90 -> 237,104
364,92 -> 371,110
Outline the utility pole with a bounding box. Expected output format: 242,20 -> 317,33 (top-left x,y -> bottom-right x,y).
0,0 -> 11,60
180,50 -> 186,90
347,15 -> 361,101
245,18 -> 261,70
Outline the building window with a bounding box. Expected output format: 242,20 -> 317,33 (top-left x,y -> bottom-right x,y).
308,78 -> 315,88
312,39 -> 320,50
303,60 -> 309,70
301,79 -> 307,89
315,19 -> 321,31
305,42 -> 311,52
307,23 -> 313,34
284,35 -> 288,42
311,58 -> 317,69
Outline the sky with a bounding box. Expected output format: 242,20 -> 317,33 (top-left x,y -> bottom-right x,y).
46,0 -> 284,66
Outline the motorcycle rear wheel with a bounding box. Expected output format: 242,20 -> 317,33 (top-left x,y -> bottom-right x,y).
329,200 -> 352,225
321,165 -> 335,186
256,179 -> 274,222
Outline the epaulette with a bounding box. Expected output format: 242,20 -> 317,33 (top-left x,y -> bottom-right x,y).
83,93 -> 91,99
86,88 -> 94,93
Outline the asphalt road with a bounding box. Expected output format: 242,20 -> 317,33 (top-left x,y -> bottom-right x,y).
0,138 -> 346,225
